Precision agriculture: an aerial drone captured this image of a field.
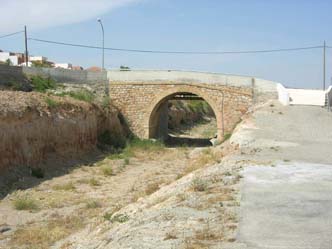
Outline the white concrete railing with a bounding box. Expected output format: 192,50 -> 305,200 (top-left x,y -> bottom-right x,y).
277,84 -> 290,105
277,85 -> 332,107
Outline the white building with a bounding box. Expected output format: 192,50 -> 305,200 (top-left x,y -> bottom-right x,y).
29,56 -> 48,62
54,63 -> 72,69
0,51 -> 18,66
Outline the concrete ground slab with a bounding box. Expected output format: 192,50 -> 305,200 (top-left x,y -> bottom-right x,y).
238,163 -> 332,249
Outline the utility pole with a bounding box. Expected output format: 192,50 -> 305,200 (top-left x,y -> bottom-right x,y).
323,40 -> 326,90
24,26 -> 29,66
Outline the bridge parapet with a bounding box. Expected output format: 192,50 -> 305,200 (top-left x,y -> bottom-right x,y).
107,70 -> 279,95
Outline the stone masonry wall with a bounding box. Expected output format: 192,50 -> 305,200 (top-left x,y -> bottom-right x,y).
109,82 -> 253,140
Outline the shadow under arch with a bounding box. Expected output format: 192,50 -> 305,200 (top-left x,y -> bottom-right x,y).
144,86 -> 223,145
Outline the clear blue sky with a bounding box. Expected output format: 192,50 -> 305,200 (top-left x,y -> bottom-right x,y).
1,0 -> 332,89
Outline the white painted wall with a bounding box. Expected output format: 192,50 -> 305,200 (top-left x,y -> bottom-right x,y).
29,56 -> 47,62
55,63 -> 72,69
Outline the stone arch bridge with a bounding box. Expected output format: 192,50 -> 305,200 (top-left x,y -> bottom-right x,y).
108,70 -> 278,141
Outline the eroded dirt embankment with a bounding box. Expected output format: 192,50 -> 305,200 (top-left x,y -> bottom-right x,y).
0,91 -> 125,176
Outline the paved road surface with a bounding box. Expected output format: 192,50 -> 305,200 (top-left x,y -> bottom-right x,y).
233,103 -> 332,249
239,163 -> 332,249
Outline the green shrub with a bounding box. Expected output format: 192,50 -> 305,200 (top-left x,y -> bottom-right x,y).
187,100 -> 211,115
107,138 -> 164,161
102,96 -> 111,109
30,167 -> 44,178
191,178 -> 208,192
223,133 -> 232,141
30,76 -> 56,92
89,178 -> 101,186
85,200 -> 102,209
53,182 -> 76,191
103,212 -> 113,220
13,196 -> 39,210
127,138 -> 165,151
100,165 -> 114,176
98,130 -> 126,150
67,90 -> 95,102
108,213 -> 129,223
45,97 -> 58,108
123,157 -> 130,166
31,61 -> 52,68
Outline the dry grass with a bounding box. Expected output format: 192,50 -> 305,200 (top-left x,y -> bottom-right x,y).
85,199 -> 102,209
185,148 -> 221,174
191,178 -> 208,192
10,214 -> 84,249
145,182 -> 160,195
89,177 -> 101,186
184,238 -> 209,249
164,231 -> 178,240
100,165 -> 114,176
13,196 -> 39,211
45,192 -> 78,209
207,194 -> 234,204
53,181 -> 76,191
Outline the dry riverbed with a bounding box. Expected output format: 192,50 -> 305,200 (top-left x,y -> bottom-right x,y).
0,120 -> 243,249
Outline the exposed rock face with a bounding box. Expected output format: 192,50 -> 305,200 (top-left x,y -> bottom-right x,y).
0,91 -> 125,175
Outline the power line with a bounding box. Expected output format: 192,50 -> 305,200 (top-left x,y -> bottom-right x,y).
28,37 -> 325,55
0,30 -> 24,39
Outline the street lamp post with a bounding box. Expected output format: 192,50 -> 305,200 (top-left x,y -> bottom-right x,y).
97,18 -> 108,95
97,18 -> 105,70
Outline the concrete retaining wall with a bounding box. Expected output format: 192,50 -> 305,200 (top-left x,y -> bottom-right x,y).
23,67 -> 107,83
0,65 -> 107,85
0,64 -> 26,85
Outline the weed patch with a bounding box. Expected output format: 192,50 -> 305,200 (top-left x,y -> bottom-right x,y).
13,196 -> 39,211
10,215 -> 84,248
85,200 -> 102,209
67,90 -> 95,102
223,133 -> 232,141
30,167 -> 44,178
30,75 -> 56,92
89,178 -> 101,186
191,178 -> 208,192
53,182 -> 76,191
100,165 -> 114,176
98,130 -> 126,150
45,97 -> 58,108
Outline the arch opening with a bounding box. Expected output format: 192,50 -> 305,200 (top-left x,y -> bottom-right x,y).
148,91 -> 219,147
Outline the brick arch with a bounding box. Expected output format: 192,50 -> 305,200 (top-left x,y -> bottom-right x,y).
143,85 -> 224,140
